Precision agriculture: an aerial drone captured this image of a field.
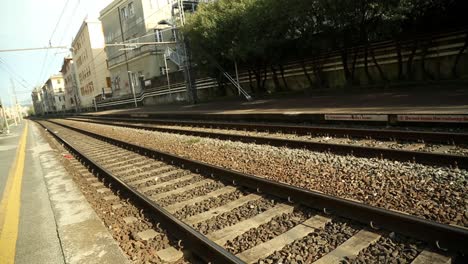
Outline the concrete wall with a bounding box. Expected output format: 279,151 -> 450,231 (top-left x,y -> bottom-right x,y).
97,31 -> 468,109
250,32 -> 468,93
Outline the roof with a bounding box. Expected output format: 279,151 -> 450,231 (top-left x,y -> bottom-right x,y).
60,57 -> 73,73
71,18 -> 103,47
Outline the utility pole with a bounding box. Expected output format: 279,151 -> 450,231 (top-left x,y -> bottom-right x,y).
174,1 -> 197,104
93,98 -> 98,112
11,78 -> 22,122
163,54 -> 173,101
0,97 -> 10,134
128,71 -> 138,108
9,81 -> 18,126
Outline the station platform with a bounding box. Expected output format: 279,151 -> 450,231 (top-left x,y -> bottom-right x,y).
88,88 -> 468,125
0,121 -> 128,264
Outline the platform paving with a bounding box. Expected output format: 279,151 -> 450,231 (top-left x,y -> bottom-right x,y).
92,88 -> 468,115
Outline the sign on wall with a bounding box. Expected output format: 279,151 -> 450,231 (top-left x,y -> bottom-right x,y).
324,114 -> 388,122
397,115 -> 468,123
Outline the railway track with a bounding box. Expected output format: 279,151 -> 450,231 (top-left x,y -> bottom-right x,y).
72,115 -> 468,144
66,116 -> 468,169
37,120 -> 467,263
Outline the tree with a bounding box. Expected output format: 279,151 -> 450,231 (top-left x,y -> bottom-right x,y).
183,0 -> 465,94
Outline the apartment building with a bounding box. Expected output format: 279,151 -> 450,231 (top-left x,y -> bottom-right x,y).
99,0 -> 178,97
60,57 -> 80,112
71,19 -> 112,109
31,87 -> 45,115
41,74 -> 65,114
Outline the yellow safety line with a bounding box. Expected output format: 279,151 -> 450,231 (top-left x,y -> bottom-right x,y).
0,137 -> 22,230
0,122 -> 28,264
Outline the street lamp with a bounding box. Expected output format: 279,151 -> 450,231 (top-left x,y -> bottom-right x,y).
128,71 -> 138,108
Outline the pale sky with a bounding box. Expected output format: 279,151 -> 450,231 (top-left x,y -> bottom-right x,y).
0,0 -> 112,106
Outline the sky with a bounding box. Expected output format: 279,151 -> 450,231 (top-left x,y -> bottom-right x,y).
0,0 -> 113,107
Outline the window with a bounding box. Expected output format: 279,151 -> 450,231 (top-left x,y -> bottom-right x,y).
128,2 -> 134,16
57,79 -> 61,84
121,7 -> 128,19
155,29 -> 163,42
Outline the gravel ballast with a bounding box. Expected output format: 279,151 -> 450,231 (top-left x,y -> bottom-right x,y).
258,219 -> 360,264
348,232 -> 425,264
195,198 -> 275,235
225,207 -> 315,254
56,120 -> 468,227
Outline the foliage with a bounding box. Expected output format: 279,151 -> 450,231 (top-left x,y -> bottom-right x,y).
183,0 -> 465,92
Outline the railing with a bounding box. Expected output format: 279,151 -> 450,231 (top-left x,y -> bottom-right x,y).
97,77 -> 218,108
165,46 -> 184,67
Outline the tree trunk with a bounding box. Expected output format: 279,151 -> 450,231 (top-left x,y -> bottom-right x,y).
261,65 -> 268,90
407,39 -> 418,80
271,65 -> 282,92
253,68 -> 262,94
370,48 -> 387,81
248,69 -> 254,92
395,40 -> 403,80
452,33 -> 468,78
279,64 -> 289,90
420,40 -> 435,80
341,49 -> 353,87
421,40 -> 435,80
364,44 -> 373,84
313,58 -> 326,90
351,47 -> 359,84
301,59 -> 314,88
216,71 -> 227,96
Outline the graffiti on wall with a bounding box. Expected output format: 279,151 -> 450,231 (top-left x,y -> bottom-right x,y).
112,75 -> 121,91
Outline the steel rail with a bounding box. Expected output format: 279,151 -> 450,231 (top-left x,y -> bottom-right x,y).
68,117 -> 468,169
37,121 -> 244,264
47,119 -> 468,254
74,115 -> 468,144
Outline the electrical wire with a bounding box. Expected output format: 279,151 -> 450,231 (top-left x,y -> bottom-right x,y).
39,1 -> 175,94
36,0 -> 73,86
0,58 -> 32,89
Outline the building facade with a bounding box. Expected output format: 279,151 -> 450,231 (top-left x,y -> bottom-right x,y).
41,74 -> 65,114
71,19 -> 111,109
31,87 -> 45,115
60,57 -> 80,112
99,0 -> 178,98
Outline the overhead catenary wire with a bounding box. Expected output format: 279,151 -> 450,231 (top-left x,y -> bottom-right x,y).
0,58 -> 32,89
40,1 -> 176,95
36,0 -> 73,86
42,0 -> 83,84
0,46 -> 69,53
69,3 -> 178,82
